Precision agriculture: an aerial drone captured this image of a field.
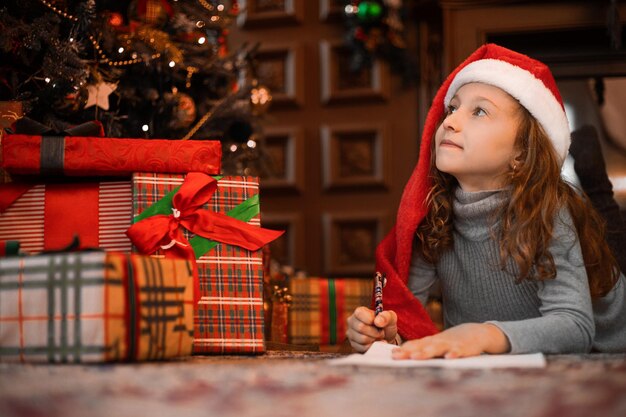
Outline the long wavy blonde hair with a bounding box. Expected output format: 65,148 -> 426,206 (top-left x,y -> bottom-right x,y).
416,106 -> 619,298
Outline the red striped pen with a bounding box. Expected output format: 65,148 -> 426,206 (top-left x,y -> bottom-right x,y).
374,272 -> 386,316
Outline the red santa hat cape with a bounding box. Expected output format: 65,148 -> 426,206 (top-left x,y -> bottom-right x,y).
376,43 -> 570,340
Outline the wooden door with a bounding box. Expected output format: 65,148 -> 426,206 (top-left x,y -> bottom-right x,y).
232,0 -> 423,277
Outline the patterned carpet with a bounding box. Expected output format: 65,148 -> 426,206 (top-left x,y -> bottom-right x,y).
1,351 -> 626,417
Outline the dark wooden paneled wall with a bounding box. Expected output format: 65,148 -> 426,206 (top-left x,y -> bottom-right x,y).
231,0 -> 437,277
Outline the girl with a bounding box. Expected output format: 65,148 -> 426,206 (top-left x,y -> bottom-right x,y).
346,44 -> 626,358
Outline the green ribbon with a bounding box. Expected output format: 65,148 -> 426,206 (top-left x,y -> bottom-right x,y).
133,186 -> 181,223
132,176 -> 263,259
5,241 -> 20,256
328,279 -> 337,345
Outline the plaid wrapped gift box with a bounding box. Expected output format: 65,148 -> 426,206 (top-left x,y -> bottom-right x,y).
131,174 -> 270,354
289,277 -> 373,345
0,251 -> 195,363
0,180 -> 133,253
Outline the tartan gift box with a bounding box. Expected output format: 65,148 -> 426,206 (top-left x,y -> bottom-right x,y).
0,180 -> 133,253
0,251 -> 195,363
129,173 -> 281,354
288,277 -> 373,346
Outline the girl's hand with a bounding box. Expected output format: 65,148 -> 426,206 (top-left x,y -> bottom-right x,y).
391,323 -> 510,359
346,307 -> 398,353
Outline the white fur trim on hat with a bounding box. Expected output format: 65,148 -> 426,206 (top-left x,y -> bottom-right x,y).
443,59 -> 571,163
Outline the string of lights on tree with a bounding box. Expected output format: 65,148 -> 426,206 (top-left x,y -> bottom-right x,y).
342,0 -> 416,84
0,0 -> 273,174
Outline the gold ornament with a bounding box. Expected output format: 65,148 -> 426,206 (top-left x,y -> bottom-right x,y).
250,85 -> 272,115
129,0 -> 172,27
168,92 -> 197,130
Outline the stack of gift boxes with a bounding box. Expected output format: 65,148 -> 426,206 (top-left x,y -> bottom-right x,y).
0,118 -> 282,363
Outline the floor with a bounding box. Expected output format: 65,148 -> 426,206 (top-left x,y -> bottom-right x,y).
1,350 -> 625,417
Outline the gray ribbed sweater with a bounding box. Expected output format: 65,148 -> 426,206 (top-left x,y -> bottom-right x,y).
408,188 -> 626,354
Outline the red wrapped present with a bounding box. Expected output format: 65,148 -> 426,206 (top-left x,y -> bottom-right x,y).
0,180 -> 133,253
128,173 -> 282,354
2,135 -> 222,177
0,251 -> 195,363
288,277 -> 374,345
2,118 -> 222,176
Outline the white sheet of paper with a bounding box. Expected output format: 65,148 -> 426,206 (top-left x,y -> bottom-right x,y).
328,341 -> 546,368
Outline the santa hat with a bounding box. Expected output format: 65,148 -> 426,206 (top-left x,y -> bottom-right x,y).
376,44 -> 570,340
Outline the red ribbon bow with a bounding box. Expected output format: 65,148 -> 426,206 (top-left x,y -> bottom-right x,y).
126,172 -> 283,262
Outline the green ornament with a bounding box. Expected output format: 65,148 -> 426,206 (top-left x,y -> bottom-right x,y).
357,1 -> 383,23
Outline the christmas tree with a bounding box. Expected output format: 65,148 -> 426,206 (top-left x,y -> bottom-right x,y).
0,0 -> 271,174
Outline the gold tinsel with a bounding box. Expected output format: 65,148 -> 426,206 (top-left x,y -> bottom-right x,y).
121,27 -> 184,66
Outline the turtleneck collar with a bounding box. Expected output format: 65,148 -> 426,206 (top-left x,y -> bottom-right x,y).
453,187 -> 508,241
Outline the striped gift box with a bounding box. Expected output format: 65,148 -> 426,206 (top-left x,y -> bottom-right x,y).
0,181 -> 132,253
0,251 -> 195,363
132,174 -> 266,354
289,277 -> 373,345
